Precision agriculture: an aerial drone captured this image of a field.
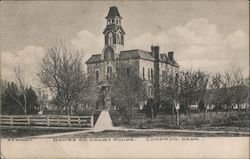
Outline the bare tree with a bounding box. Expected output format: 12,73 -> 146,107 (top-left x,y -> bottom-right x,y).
209,73 -> 223,113
178,69 -> 210,118
5,67 -> 28,114
110,63 -> 147,125
37,42 -> 90,115
218,67 -> 248,116
231,67 -> 248,111
160,67 -> 180,125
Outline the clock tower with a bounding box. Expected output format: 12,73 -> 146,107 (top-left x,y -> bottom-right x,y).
102,6 -> 125,58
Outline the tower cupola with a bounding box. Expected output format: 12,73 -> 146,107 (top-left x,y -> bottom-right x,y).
103,6 -> 125,55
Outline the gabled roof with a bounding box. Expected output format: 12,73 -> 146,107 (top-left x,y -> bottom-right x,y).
86,50 -> 180,67
106,6 -> 121,18
85,54 -> 102,64
103,25 -> 125,34
120,49 -> 155,61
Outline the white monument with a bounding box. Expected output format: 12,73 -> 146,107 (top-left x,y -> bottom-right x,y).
93,110 -> 113,132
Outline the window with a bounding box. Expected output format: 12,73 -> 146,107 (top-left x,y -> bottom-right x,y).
127,67 -> 130,75
148,68 -> 150,80
112,19 -> 114,24
116,19 -> 118,24
117,32 -> 122,44
96,70 -> 99,82
107,66 -> 112,79
142,67 -> 145,80
150,86 -> 153,95
151,68 -> 154,80
108,32 -> 113,44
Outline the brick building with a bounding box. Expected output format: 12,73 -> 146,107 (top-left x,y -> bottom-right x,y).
86,6 -> 179,110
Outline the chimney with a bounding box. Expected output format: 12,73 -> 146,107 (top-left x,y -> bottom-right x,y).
151,46 -> 160,102
168,51 -> 174,61
151,46 -> 160,61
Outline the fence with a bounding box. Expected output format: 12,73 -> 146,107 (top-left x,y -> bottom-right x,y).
0,115 -> 94,127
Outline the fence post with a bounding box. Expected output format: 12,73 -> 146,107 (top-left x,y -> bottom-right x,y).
47,116 -> 50,126
10,116 -> 13,126
27,116 -> 30,126
57,116 -> 60,126
68,116 -> 71,127
78,116 -> 81,125
90,115 -> 94,127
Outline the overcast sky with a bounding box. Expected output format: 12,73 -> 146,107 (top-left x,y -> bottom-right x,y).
1,1 -> 249,86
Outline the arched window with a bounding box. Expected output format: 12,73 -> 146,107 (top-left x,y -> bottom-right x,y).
142,67 -> 145,80
104,46 -> 114,60
96,70 -> 99,82
148,68 -> 150,80
117,32 -> 122,44
108,32 -> 113,44
107,66 -> 112,79
151,68 -> 154,80
127,67 -> 130,76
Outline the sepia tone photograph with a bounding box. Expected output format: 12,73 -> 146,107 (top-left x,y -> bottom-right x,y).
0,0 -> 249,158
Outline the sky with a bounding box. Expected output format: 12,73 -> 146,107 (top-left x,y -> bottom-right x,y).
1,1 -> 249,86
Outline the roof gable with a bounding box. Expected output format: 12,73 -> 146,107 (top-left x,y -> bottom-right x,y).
85,54 -> 102,64
120,49 -> 155,61
103,25 -> 125,34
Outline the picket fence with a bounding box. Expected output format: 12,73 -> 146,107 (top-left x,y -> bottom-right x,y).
0,115 -> 94,127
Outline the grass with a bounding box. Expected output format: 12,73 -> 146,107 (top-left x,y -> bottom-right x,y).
114,110 -> 250,132
57,130 -> 249,138
1,127 -> 83,138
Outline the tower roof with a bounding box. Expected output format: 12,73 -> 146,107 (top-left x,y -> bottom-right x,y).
106,6 -> 122,18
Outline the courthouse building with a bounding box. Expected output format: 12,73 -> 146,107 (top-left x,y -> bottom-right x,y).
86,6 -> 179,110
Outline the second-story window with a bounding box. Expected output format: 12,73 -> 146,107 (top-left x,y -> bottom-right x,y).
142,67 -> 145,80
151,68 -> 154,80
96,70 -> 99,82
107,66 -> 112,79
148,68 -> 150,80
127,67 -> 130,76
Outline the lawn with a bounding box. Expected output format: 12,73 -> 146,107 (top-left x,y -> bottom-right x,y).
54,130 -> 249,138
1,127 -> 84,138
116,110 -> 250,132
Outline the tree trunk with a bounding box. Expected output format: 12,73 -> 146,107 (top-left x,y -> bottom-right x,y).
215,104 -> 218,114
185,98 -> 188,115
187,99 -> 191,118
226,104 -> 230,117
129,100 -> 133,126
171,105 -> 174,120
23,93 -> 27,114
237,103 -> 240,111
176,110 -> 180,127
150,105 -> 154,122
203,105 -> 207,118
